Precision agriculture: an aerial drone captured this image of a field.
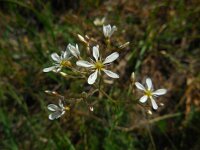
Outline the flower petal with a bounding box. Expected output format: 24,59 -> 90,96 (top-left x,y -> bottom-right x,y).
58,100 -> 64,109
56,67 -> 62,72
152,89 -> 167,96
92,45 -> 99,61
103,24 -> 111,38
88,70 -> 98,84
51,53 -> 60,62
103,69 -> 119,78
47,104 -> 59,111
43,66 -> 56,72
103,52 -> 119,64
63,50 -> 70,59
48,111 -> 62,120
76,60 -> 93,68
150,96 -> 158,110
61,110 -> 66,116
110,25 -> 117,36
139,95 -> 148,103
135,82 -> 146,91
67,44 -> 80,58
146,78 -> 153,90
75,44 -> 80,56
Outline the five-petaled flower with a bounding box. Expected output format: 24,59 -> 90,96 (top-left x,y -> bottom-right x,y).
47,100 -> 69,120
76,45 -> 119,84
67,43 -> 80,59
103,24 -> 117,38
43,51 -> 71,73
135,78 -> 167,110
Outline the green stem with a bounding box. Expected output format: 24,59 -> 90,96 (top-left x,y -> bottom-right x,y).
98,75 -> 102,97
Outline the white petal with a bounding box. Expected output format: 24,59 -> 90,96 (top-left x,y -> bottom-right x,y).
103,24 -> 111,37
51,53 -> 60,62
63,50 -> 70,59
135,82 -> 146,91
61,110 -> 65,116
63,51 -> 67,58
150,96 -> 158,110
76,60 -> 93,68
103,69 -> 119,78
88,70 -> 98,84
112,26 -> 117,31
103,52 -> 119,64
110,26 -> 117,36
75,44 -> 80,56
67,44 -> 80,58
48,111 -> 62,120
139,95 -> 148,103
93,45 -> 99,61
152,89 -> 167,96
58,100 -> 64,108
43,66 -> 56,72
146,78 -> 153,90
47,104 -> 59,111
56,67 -> 62,72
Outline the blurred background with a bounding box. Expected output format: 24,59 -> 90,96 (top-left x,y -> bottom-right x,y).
0,0 -> 200,149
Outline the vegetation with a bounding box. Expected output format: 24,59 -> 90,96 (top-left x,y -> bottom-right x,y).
0,0 -> 200,149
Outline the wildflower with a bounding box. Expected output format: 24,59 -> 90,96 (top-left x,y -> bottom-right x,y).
76,45 -> 119,84
67,43 -> 80,59
94,17 -> 106,26
103,24 -> 117,38
47,100 -> 69,120
43,51 -> 71,72
135,78 -> 167,110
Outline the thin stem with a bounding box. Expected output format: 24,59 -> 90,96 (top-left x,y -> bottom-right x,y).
98,75 -> 102,97
73,109 -> 200,133
99,88 -> 117,103
115,112 -> 182,132
92,82 -> 117,103
147,124 -> 156,150
144,110 -> 156,150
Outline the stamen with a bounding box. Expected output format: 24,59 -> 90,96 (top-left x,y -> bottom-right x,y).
94,61 -> 104,70
65,106 -> 70,111
145,90 -> 152,97
60,60 -> 71,67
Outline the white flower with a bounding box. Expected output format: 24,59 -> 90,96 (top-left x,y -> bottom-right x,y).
135,78 -> 167,110
67,43 -> 80,59
43,51 -> 71,73
103,24 -> 117,38
76,45 -> 119,84
93,17 -> 106,26
47,100 -> 69,120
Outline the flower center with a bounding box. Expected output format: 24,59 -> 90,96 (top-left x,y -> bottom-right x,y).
94,61 -> 104,70
60,60 -> 71,67
145,90 -> 152,97
64,106 -> 70,111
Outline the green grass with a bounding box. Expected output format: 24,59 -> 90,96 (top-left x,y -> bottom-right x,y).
0,0 -> 200,149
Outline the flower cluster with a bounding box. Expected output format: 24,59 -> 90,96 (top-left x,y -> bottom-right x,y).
43,21 -> 167,120
44,24 -> 121,120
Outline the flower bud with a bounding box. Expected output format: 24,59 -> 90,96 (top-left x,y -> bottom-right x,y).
131,72 -> 135,82
119,42 -> 130,49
